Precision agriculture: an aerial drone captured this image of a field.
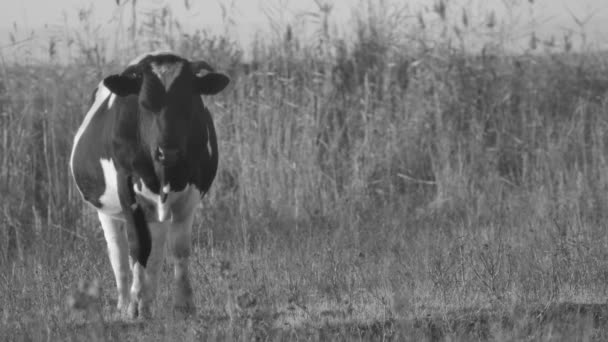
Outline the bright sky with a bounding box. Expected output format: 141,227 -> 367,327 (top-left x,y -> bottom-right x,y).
1,0 -> 607,62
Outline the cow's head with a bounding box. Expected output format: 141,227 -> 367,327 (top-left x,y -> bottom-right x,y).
103,53 -> 229,189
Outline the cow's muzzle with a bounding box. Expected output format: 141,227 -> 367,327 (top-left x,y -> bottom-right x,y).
155,146 -> 180,166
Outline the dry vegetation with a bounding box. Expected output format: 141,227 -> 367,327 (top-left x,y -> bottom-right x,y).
2,0 -> 608,340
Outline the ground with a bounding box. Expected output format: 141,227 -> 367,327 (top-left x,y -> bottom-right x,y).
3,205 -> 608,341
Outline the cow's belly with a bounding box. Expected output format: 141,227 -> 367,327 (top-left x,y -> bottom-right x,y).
95,158 -> 200,222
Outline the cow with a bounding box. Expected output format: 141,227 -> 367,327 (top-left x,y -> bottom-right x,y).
69,51 -> 230,318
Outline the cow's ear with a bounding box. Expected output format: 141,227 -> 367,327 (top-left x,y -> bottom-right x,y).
190,60 -> 230,95
103,74 -> 140,97
193,72 -> 230,95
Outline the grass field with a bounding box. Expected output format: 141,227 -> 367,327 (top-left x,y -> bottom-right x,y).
2,1 -> 608,340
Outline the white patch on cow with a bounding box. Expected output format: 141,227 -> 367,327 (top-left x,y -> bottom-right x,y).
108,93 -> 117,109
206,125 -> 213,157
97,211 -> 130,310
158,197 -> 170,222
151,62 -> 184,91
134,180 -> 197,222
70,83 -> 112,198
99,158 -> 122,215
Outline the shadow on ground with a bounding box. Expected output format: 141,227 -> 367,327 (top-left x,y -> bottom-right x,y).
410,302 -> 608,341
6,302 -> 608,341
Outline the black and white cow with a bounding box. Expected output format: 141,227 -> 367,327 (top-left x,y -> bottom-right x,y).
70,51 -> 230,318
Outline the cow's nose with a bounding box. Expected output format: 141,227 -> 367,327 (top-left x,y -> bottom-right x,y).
155,146 -> 179,165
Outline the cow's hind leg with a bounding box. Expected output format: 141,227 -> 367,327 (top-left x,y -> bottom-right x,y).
128,221 -> 168,319
98,212 -> 130,313
168,210 -> 196,315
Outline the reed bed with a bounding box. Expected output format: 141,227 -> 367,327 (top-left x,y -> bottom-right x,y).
2,1 -> 608,340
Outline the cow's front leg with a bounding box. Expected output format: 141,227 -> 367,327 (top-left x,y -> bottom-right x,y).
128,221 -> 168,318
168,210 -> 196,315
98,212 -> 130,313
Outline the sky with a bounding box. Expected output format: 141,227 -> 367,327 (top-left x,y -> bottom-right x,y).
0,0 -> 607,62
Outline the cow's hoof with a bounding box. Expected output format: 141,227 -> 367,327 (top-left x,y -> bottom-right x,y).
128,300 -> 152,319
138,302 -> 152,319
117,296 -> 129,313
127,301 -> 139,319
173,301 -> 196,318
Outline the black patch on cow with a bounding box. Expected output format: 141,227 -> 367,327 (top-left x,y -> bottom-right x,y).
139,73 -> 166,110
118,172 -> 151,267
197,104 -> 219,195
